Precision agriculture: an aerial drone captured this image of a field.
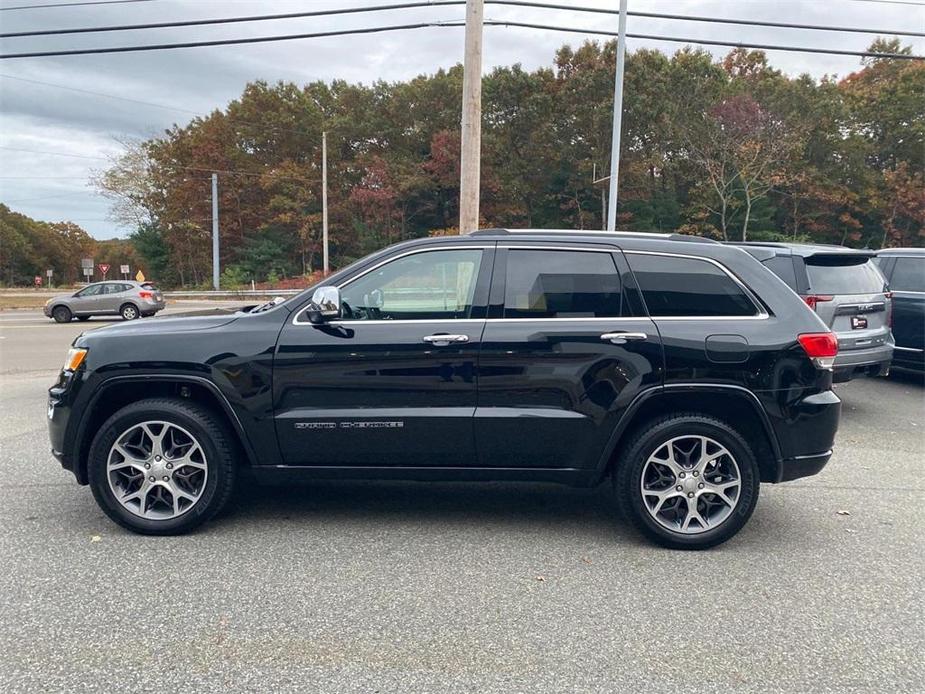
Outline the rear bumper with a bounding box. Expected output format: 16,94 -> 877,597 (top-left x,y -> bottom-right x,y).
833,343 -> 893,381
779,451 -> 832,482
765,388 -> 841,482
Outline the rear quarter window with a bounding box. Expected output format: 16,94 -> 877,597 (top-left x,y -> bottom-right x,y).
805,258 -> 886,295
628,254 -> 759,317
761,256 -> 798,290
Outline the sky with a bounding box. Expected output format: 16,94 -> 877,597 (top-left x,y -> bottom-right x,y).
1,0 -> 923,240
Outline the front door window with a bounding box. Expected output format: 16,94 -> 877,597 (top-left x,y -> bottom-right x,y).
339,249 -> 483,321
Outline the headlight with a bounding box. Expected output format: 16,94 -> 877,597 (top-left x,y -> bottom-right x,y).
63,347 -> 88,372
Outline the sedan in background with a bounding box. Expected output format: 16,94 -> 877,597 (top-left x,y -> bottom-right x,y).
876,249 -> 924,373
731,242 -> 893,382
44,281 -> 166,323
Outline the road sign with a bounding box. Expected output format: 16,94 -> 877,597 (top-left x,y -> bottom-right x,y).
135,270 -> 146,282
98,263 -> 111,278
82,268 -> 93,278
34,276 -> 42,286
120,264 -> 130,274
81,258 -> 94,269
46,269 -> 53,278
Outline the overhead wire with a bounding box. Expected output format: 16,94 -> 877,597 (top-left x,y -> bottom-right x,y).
2,0 -> 922,38
1,19 -> 921,60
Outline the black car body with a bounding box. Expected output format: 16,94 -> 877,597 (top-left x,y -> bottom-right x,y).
730,242 -> 893,382
876,248 -> 925,373
48,230 -> 842,548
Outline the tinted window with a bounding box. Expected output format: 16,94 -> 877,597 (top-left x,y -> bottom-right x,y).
103,283 -> 124,294
503,250 -> 621,318
805,257 -> 885,294
629,254 -> 758,317
340,249 -> 482,320
762,256 -> 798,290
889,257 -> 925,292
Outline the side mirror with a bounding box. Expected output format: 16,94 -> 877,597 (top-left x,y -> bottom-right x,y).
305,286 -> 341,324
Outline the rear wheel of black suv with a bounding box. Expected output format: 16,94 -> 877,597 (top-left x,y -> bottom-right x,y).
614,414 -> 759,550
88,398 -> 237,535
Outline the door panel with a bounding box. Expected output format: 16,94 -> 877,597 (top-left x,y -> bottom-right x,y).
70,284 -> 103,313
476,318 -> 662,469
274,320 -> 483,465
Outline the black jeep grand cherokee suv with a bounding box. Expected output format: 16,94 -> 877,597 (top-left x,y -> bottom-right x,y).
48,229 -> 841,549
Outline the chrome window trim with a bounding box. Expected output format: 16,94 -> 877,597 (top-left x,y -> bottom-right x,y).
894,346 -> 924,353
624,250 -> 769,320
292,245 -> 491,325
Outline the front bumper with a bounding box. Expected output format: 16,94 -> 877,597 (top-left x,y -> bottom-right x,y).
47,370 -> 82,482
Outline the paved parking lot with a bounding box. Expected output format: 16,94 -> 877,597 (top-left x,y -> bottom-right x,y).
1,307 -> 923,692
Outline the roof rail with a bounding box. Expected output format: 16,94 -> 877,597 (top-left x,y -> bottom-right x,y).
468,228 -> 716,243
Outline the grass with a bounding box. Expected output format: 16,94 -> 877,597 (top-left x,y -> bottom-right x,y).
0,295 -> 52,310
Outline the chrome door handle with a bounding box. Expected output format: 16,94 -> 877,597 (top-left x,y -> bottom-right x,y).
422,333 -> 470,345
600,331 -> 648,344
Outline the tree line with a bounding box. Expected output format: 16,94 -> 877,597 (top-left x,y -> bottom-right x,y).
0,204 -> 143,286
3,39 -> 922,288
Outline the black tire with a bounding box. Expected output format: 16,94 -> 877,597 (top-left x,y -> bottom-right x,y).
52,305 -> 72,323
88,398 -> 238,535
614,414 -> 760,550
77,315 -> 91,321
120,303 -> 140,320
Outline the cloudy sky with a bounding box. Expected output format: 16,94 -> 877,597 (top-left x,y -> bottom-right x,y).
1,0 -> 923,239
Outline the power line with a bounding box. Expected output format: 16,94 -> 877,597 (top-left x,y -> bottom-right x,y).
1,19 -> 921,61
0,0 -> 156,10
481,19 -> 925,60
3,0 -> 922,39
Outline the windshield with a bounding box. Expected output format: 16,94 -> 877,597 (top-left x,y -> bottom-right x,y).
805,257 -> 886,295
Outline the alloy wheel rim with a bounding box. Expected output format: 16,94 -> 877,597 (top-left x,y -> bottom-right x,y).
107,421 -> 208,520
123,306 -> 137,319
639,435 -> 741,535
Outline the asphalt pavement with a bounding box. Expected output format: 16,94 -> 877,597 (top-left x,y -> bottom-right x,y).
1,309 -> 923,692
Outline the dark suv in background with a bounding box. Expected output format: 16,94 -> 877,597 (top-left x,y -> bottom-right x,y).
48,230 -> 842,549
876,248 -> 924,373
732,243 -> 893,382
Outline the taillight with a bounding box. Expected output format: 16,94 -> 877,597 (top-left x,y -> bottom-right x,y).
802,294 -> 834,310
798,332 -> 838,370
138,290 -> 153,299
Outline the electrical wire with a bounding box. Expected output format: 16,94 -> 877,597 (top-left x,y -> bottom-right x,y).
2,0 -> 921,39
0,0 -> 157,11
1,19 -> 921,60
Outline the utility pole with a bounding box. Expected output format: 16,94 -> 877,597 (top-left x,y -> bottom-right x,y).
322,131 -> 329,274
211,172 -> 220,290
458,0 -> 483,234
606,0 -> 628,231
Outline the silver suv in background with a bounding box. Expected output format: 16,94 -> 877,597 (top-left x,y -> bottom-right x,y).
732,243 -> 893,382
44,281 -> 166,323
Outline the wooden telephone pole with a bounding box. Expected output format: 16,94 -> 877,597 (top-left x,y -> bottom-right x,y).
458,0 -> 484,234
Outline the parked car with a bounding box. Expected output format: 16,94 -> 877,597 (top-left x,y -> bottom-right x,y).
43,281 -> 165,322
730,243 -> 893,382
875,248 -> 924,373
48,230 -> 842,549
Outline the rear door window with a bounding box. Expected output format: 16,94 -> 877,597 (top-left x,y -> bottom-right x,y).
888,258 -> 925,292
503,249 -> 622,318
628,254 -> 758,317
805,257 -> 886,295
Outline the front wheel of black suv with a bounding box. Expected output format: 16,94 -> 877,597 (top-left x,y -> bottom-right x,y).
87,398 -> 238,535
614,414 -> 760,550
